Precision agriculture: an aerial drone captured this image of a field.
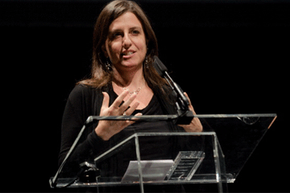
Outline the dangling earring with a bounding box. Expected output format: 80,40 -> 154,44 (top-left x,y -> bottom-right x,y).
105,58 -> 112,71
144,56 -> 149,69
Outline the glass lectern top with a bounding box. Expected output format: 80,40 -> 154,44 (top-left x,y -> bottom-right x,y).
50,114 -> 276,189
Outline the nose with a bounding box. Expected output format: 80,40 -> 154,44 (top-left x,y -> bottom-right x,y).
122,33 -> 132,49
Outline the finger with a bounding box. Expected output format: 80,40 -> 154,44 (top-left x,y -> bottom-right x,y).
119,93 -> 138,112
184,92 -> 196,114
184,92 -> 192,106
119,111 -> 142,131
130,112 -> 143,121
111,89 -> 129,109
123,102 -> 140,126
124,101 -> 140,115
124,113 -> 143,126
135,112 -> 143,116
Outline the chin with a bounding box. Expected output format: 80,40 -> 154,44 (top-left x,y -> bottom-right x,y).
121,60 -> 142,68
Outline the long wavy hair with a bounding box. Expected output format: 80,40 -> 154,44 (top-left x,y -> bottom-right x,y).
78,0 -> 167,94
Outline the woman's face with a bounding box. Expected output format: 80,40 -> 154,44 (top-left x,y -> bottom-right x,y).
104,12 -> 147,71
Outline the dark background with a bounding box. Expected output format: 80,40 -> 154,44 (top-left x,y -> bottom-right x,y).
1,0 -> 289,192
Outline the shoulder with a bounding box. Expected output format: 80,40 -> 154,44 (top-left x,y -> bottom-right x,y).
68,84 -> 102,102
66,84 -> 105,113
68,83 -> 114,107
65,84 -> 106,118
69,84 -> 95,96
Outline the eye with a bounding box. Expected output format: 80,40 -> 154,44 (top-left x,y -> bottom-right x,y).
131,29 -> 140,35
113,32 -> 122,38
110,31 -> 123,40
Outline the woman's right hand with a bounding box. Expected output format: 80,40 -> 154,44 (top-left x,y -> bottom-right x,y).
95,90 -> 141,141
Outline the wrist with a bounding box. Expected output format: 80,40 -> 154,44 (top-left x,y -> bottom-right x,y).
95,124 -> 111,141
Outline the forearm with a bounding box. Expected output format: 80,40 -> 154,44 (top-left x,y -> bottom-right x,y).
59,128 -> 109,166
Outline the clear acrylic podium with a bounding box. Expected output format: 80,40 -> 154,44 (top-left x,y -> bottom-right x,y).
50,114 -> 277,193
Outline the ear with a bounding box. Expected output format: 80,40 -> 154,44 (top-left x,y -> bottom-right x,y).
146,42 -> 149,55
102,44 -> 108,58
146,39 -> 149,47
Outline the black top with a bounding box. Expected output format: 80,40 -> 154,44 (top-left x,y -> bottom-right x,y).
59,83 -> 184,167
57,84 -> 195,193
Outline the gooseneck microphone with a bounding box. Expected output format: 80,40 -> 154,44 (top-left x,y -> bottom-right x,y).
153,55 -> 194,124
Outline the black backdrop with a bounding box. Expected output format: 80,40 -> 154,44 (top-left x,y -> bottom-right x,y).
1,0 -> 289,192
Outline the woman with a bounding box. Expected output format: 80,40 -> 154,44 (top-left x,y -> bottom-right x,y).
59,0 -> 202,191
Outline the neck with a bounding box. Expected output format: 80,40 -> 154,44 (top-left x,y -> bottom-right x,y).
112,65 -> 146,89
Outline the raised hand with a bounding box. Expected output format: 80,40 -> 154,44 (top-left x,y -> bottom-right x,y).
95,90 -> 141,141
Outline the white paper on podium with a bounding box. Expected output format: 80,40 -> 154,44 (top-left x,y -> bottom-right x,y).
121,160 -> 174,183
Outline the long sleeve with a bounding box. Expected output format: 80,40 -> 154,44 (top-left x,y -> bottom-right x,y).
58,84 -> 107,166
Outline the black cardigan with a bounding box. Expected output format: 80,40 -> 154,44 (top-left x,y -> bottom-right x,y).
58,83 -> 184,167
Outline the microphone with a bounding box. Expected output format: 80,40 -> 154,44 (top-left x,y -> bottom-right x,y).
152,56 -> 168,77
153,56 -> 194,124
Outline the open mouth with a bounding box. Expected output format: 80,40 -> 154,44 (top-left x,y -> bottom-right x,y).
121,51 -> 135,58
123,52 -> 134,56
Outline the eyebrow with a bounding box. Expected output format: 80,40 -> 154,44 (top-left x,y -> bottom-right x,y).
110,26 -> 142,32
130,26 -> 142,30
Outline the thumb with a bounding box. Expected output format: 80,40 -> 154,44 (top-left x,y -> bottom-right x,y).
101,92 -> 110,109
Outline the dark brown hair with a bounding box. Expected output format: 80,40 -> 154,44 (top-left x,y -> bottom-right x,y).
78,0 -> 167,93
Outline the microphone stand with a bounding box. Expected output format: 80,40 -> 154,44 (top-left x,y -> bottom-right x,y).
153,56 -> 194,124
49,114 -> 179,188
